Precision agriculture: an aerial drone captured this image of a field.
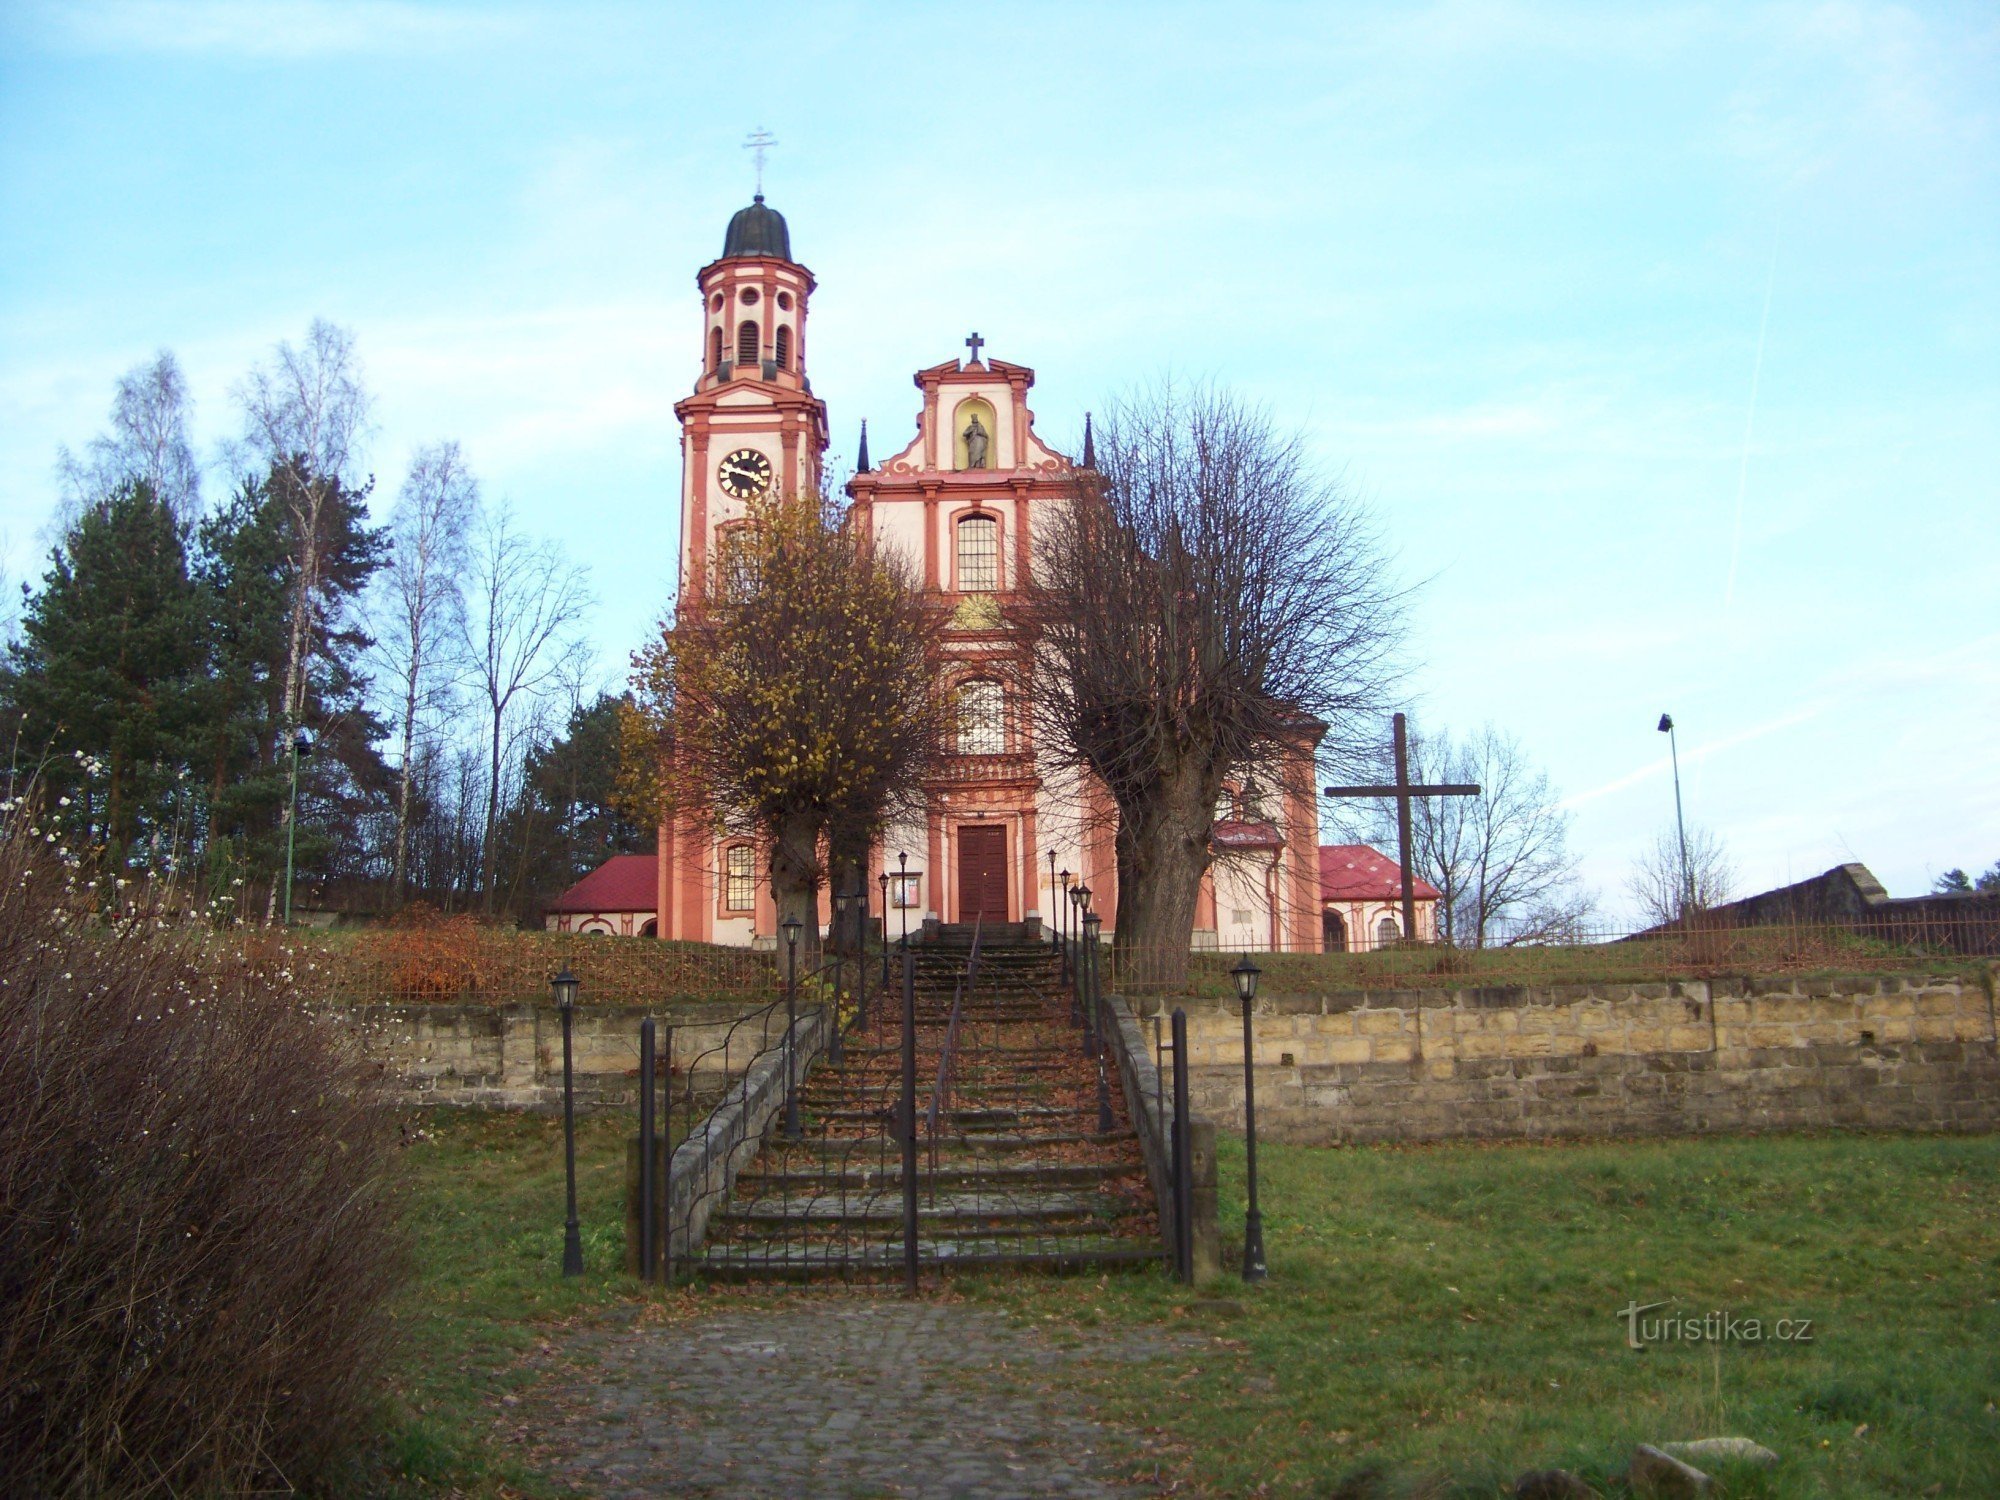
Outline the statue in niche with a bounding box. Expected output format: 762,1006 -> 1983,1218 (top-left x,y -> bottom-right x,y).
961,411 -> 990,469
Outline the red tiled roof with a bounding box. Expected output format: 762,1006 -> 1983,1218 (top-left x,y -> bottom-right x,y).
1211,819 -> 1285,850
546,854 -> 659,913
1318,844 -> 1439,902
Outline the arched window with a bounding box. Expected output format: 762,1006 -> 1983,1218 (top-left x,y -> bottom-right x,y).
709,326 -> 723,371
1322,909 -> 1347,953
714,523 -> 758,601
723,844 -> 755,912
957,679 -> 1005,755
737,320 -> 759,364
1375,915 -> 1401,950
956,513 -> 999,592
774,324 -> 792,370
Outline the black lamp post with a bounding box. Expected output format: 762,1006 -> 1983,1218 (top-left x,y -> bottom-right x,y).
1658,713 -> 1694,919
1077,886 -> 1096,1055
781,916 -> 802,1138
1058,867 -> 1073,983
897,850 -> 910,948
551,966 -> 584,1277
878,871 -> 891,988
1046,849 -> 1058,950
1233,954 -> 1267,1283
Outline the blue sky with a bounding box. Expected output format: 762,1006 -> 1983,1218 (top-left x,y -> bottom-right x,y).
2,0 -> 1995,919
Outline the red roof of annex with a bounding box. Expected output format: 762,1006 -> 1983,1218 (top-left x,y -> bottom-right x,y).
546,854 -> 659,913
1317,844 -> 1439,902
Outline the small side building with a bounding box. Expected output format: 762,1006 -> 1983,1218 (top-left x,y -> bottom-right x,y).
544,854 -> 660,937
1319,844 -> 1438,951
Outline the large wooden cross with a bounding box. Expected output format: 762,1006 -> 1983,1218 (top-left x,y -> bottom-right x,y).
1324,712 -> 1480,943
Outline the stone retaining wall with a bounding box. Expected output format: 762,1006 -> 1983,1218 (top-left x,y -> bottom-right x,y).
335,1000 -> 797,1110
1129,969 -> 2000,1144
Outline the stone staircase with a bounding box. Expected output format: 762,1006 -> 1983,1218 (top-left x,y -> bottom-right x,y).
696,931 -> 1162,1278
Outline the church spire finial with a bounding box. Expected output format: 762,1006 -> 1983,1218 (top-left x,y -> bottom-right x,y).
1081,411 -> 1096,469
742,126 -> 778,198
857,419 -> 870,472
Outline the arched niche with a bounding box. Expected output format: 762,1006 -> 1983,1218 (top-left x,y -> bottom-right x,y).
952,396 -> 998,471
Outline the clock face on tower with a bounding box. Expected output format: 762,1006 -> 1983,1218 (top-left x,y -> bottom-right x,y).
716,448 -> 773,499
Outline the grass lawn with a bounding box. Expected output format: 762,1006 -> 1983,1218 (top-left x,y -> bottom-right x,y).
377,1111 -> 2000,1498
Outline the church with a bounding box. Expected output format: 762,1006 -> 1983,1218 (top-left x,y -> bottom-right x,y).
550,191 -> 1382,954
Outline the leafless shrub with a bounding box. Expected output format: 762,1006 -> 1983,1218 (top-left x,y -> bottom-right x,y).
0,801 -> 407,1496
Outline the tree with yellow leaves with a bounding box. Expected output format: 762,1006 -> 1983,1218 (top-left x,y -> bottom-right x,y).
627,491 -> 946,957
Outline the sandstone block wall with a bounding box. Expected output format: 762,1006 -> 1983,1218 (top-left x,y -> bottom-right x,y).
1130,970 -> 2000,1144
335,1000 -> 796,1110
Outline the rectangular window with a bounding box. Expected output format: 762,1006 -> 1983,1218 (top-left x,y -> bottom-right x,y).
891,873 -> 921,909
724,845 -> 755,911
956,515 -> 999,593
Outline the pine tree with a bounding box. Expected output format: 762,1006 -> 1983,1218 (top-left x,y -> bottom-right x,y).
0,481 -> 208,871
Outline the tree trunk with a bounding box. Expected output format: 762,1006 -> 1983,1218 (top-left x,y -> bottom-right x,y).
1108,771 -> 1217,989
768,810 -> 824,970
480,698 -> 502,914
826,824 -> 871,954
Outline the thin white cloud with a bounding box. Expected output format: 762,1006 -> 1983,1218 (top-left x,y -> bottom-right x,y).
23,0 -> 530,59
1560,701 -> 1832,811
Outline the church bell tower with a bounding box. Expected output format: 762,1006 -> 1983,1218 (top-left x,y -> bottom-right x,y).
673,194 -> 829,609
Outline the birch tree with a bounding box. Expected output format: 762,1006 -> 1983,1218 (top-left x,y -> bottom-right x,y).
461,504 -> 590,911
232,321 -> 373,918
56,351 -> 203,527
377,442 -> 477,903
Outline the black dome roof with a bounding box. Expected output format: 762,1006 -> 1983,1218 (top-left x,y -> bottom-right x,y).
722,195 -> 792,260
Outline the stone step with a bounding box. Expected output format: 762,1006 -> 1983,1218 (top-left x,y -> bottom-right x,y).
740,1131 -> 1138,1169
734,1155 -> 1141,1192
717,1189 -> 1144,1226
694,1235 -> 1164,1279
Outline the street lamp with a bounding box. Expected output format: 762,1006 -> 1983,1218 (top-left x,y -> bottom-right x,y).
1658,714 -> 1694,920
282,728 -> 314,926
878,871 -> 891,989
550,966 -> 584,1277
1065,876 -> 1082,1020
1058,867 -> 1073,983
830,892 -> 848,1064
1081,907 -> 1102,1057
897,851 -> 911,948
1233,954 -> 1267,1283
781,915 -> 802,1138
1046,849 -> 1058,950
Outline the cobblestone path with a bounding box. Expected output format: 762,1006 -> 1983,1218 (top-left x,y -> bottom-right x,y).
510,1298 -> 1188,1499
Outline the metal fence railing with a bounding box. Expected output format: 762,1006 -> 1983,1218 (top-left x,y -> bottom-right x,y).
1099,910 -> 2000,997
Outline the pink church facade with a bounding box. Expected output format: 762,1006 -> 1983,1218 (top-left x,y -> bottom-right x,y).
645,195 -> 1328,952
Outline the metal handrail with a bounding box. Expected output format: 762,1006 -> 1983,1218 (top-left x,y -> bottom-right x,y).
921,912 -> 982,1185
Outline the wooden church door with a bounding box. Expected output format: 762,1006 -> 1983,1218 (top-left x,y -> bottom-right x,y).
956,825 -> 1009,923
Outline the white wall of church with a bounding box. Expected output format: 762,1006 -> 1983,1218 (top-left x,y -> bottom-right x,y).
1212,853 -> 1281,952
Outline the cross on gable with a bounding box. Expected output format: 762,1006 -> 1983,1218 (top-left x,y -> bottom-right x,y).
1324,712 -> 1480,943
965,331 -> 985,364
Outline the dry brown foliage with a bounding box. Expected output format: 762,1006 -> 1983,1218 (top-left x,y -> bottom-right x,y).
0,808 -> 409,1496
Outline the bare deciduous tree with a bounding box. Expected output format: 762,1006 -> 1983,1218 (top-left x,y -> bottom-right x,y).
56,351 -> 203,527
232,321 -> 375,920
377,442 -> 477,903
1348,723 -> 1595,945
1019,383 -> 1403,980
461,504 -> 591,911
1627,824 -> 1736,927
